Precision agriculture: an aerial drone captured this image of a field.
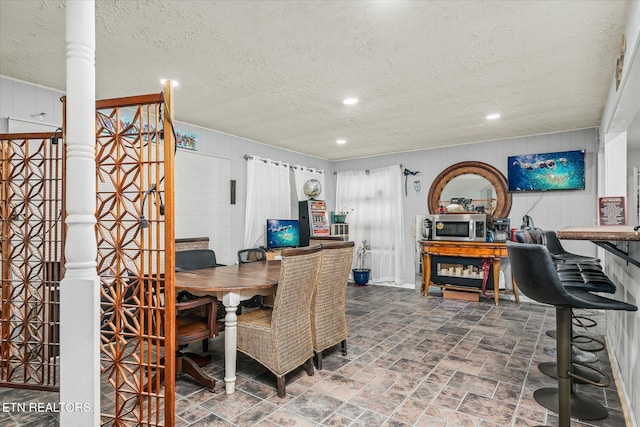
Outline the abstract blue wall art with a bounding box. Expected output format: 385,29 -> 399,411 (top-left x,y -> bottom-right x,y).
508,149 -> 585,192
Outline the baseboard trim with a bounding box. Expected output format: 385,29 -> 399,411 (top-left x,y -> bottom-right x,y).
606,335 -> 637,427
366,281 -> 415,289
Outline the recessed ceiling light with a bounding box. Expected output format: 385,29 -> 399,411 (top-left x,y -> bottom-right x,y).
160,79 -> 179,87
336,139 -> 347,144
486,113 -> 500,120
342,98 -> 358,105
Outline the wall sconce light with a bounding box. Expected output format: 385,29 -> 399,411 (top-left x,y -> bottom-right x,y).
31,112 -> 46,121
403,168 -> 421,196
51,128 -> 62,145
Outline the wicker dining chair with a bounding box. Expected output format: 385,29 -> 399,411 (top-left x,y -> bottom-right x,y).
311,240 -> 355,369
236,245 -> 322,398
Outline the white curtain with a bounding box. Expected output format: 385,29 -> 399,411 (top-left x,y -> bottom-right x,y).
244,156 -> 291,248
292,165 -> 325,201
336,165 -> 405,284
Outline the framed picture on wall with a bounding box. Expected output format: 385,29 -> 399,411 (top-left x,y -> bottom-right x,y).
507,149 -> 585,192
176,130 -> 198,150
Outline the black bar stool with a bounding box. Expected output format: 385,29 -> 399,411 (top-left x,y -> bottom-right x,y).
543,230 -> 600,265
517,229 -> 611,358
544,231 -> 612,353
507,242 -> 637,427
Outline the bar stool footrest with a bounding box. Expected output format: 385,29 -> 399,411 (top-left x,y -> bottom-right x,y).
538,362 -> 606,385
533,387 -> 608,421
546,330 -> 606,353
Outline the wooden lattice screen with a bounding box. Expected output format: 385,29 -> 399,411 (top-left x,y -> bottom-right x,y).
93,93 -> 175,426
0,133 -> 64,390
0,92 -> 175,424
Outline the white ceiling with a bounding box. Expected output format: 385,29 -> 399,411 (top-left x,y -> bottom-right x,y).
0,0 -> 630,161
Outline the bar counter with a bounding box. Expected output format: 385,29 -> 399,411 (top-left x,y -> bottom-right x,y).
557,225 -> 640,268
556,225 -> 640,241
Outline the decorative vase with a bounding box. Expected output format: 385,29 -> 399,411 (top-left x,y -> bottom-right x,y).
334,214 -> 347,223
352,269 -> 370,286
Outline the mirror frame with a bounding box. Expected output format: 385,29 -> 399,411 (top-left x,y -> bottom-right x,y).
427,161 -> 512,222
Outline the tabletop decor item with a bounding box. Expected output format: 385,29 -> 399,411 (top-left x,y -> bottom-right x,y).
334,208 -> 353,223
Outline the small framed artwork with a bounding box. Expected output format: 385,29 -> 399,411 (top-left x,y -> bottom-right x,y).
176,130 -> 198,150
598,196 -> 626,226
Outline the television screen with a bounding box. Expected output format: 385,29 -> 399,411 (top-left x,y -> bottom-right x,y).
266,219 -> 300,249
508,149 -> 585,192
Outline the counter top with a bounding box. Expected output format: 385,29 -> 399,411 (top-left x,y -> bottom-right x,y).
557,225 -> 639,268
556,226 -> 640,242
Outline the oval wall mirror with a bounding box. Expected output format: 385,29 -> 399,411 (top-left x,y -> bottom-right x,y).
427,161 -> 512,223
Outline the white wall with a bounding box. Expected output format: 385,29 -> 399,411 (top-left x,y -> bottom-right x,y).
599,0 -> 640,424
334,128 -> 600,285
0,76 -> 64,132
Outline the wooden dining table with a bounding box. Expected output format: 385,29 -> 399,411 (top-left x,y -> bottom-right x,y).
175,260 -> 281,394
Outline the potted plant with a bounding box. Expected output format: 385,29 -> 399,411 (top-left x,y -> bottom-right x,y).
352,240 -> 371,286
333,208 -> 353,224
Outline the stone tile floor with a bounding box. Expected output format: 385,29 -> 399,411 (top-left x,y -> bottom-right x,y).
0,285 -> 628,426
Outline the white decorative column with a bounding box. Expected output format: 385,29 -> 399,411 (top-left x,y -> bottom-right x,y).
60,1 -> 100,426
602,131 -> 628,198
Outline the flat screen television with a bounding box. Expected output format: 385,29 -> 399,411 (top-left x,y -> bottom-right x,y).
266,219 -> 300,249
507,149 -> 585,192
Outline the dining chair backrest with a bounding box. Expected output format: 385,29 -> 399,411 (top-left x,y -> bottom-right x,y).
311,241 -> 355,354
269,245 -> 322,370
514,229 -> 545,245
238,247 -> 267,264
506,241 -> 574,306
542,230 -> 600,263
175,249 -> 224,271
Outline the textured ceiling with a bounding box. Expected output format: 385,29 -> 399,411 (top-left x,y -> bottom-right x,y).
0,0 -> 630,160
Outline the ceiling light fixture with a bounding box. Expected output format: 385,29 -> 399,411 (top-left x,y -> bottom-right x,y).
486,113 -> 501,120
342,98 -> 358,105
336,139 -> 347,144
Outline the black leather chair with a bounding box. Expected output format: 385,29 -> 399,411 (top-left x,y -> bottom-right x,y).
514,228 -> 545,245
543,230 -> 600,265
507,242 -> 637,426
175,249 -> 225,271
515,228 -> 616,370
238,248 -> 267,264
175,249 -> 227,332
540,231 -> 612,352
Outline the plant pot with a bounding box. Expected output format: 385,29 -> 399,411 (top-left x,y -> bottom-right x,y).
334,214 -> 347,223
352,269 -> 370,286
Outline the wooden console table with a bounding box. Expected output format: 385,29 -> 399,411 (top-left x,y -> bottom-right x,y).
420,240 -> 519,306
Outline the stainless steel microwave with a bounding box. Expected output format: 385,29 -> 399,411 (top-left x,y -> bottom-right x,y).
431,214 -> 487,242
